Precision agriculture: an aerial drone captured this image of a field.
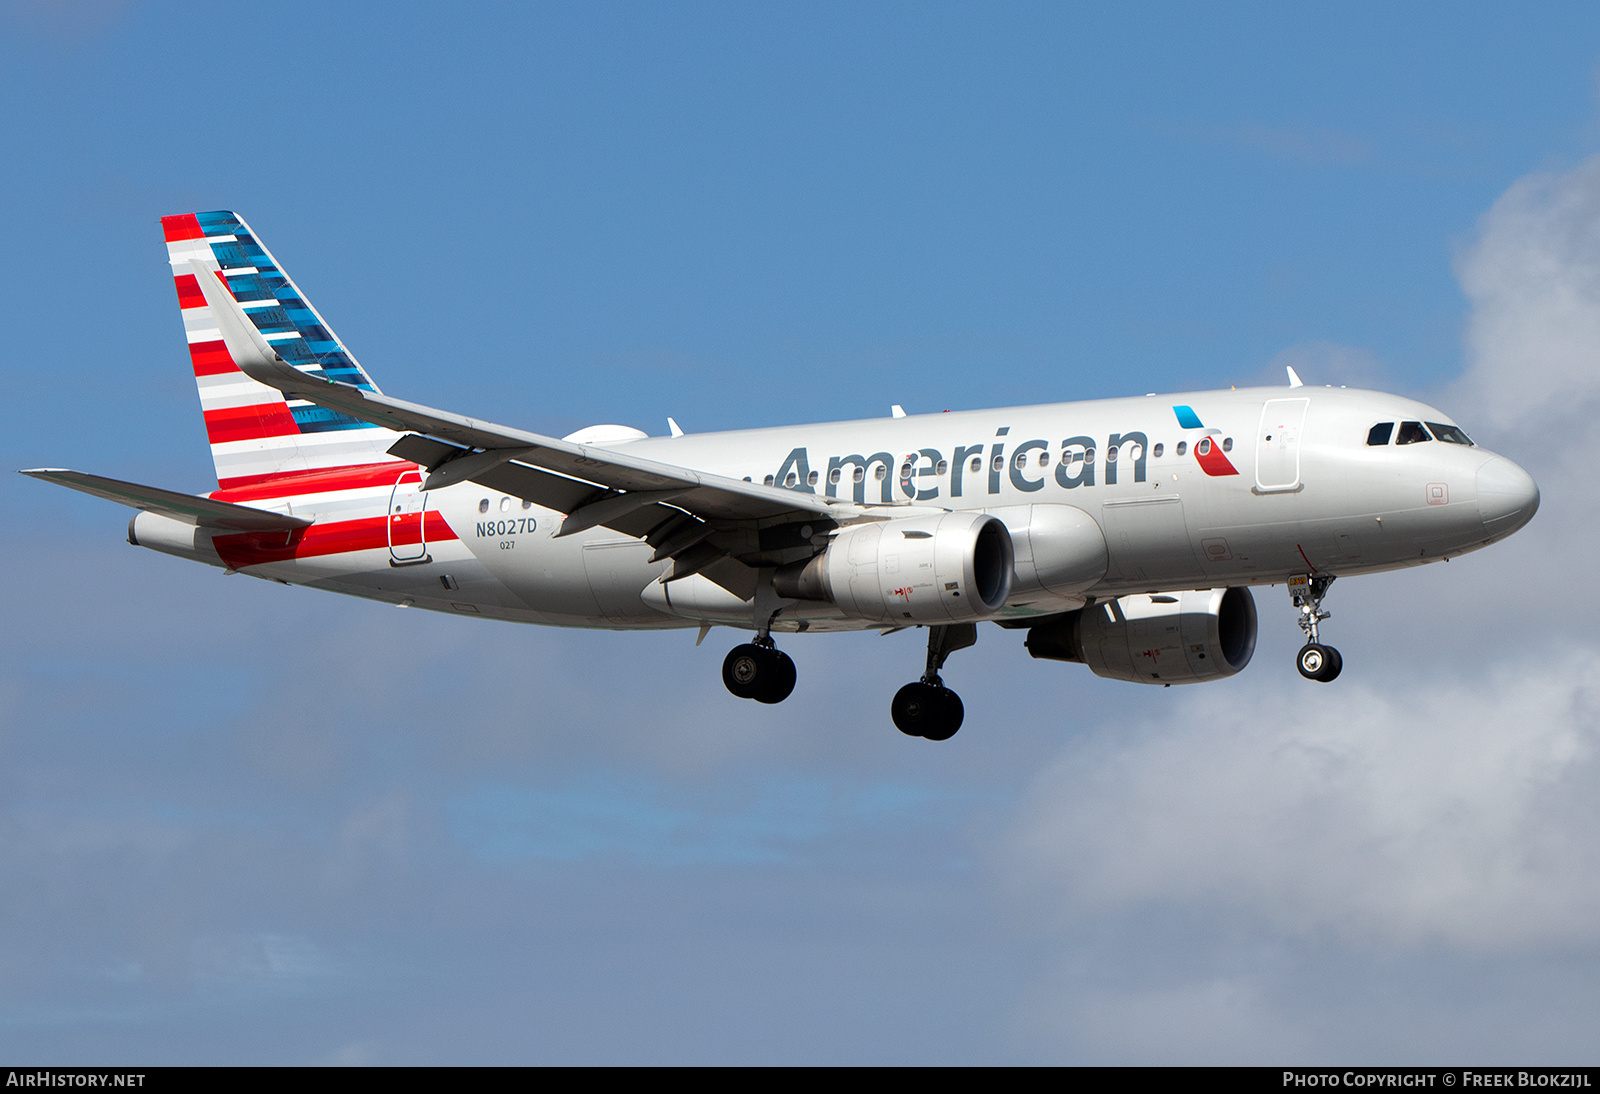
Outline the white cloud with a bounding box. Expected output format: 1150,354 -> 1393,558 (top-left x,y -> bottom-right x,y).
1454,154 -> 1600,433
1005,651 -> 1600,951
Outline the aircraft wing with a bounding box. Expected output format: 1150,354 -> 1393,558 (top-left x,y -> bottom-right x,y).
188,264 -> 868,593
190,263 -> 859,531
19,469 -> 310,532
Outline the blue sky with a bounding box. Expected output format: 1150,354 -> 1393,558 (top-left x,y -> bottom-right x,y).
5,0 -> 1600,1063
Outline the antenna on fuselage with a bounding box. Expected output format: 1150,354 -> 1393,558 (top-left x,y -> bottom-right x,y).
1286,366 -> 1305,388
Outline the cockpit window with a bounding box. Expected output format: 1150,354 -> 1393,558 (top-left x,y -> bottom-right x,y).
1395,421 -> 1432,445
1367,422 -> 1394,446
1426,422 -> 1473,446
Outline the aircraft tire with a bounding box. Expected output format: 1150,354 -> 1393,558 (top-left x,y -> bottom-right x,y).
754,650 -> 797,705
892,682 -> 962,740
723,644 -> 768,700
1297,643 -> 1341,682
921,688 -> 964,741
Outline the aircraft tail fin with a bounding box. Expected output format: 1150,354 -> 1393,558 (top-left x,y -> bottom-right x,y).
161,212 -> 405,490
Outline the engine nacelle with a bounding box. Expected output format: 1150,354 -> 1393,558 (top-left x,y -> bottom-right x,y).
1025,587 -> 1257,685
984,503 -> 1107,599
775,512 -> 1014,624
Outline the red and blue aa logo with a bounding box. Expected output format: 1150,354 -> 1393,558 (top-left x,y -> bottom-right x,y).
1173,405 -> 1239,477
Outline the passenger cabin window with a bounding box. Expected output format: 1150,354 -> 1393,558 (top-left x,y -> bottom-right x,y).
1222,437 -> 1233,452
1367,422 -> 1394,446
935,460 -> 948,475
763,475 -> 775,486
1396,421 -> 1432,445
1427,422 -> 1474,446
969,456 -> 982,473
1176,442 -> 1187,456
829,468 -> 842,484
1152,443 -> 1164,457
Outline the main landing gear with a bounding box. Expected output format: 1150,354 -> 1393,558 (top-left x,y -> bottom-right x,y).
1290,574 -> 1342,683
722,637 -> 796,705
892,624 -> 975,741
719,621 -> 974,740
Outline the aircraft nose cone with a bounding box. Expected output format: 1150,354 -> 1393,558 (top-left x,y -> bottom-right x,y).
1477,456 -> 1539,538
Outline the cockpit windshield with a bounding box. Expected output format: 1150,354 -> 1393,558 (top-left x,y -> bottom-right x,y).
1426,422 -> 1474,446
1367,420 -> 1474,447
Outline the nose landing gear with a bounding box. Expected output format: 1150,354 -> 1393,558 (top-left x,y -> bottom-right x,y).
892,623 -> 976,741
1290,574 -> 1342,682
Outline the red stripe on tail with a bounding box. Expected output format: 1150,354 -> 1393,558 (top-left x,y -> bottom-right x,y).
212,461 -> 418,500
188,340 -> 238,377
203,403 -> 302,445
161,214 -> 205,242
173,273 -> 206,310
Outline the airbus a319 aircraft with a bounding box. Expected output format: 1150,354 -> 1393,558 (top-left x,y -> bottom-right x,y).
25,212 -> 1541,741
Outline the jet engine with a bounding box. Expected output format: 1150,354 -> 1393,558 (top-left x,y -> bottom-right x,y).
1025,587 -> 1257,684
774,512 -> 1014,624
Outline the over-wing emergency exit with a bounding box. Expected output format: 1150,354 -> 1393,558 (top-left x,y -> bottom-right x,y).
23,212 -> 1540,741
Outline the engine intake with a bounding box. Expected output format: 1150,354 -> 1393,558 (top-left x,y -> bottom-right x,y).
1025,587 -> 1257,684
774,512 -> 1013,624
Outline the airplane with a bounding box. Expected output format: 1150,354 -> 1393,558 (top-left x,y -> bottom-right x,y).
22,211 -> 1541,741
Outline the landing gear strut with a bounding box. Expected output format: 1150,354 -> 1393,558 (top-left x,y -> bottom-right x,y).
892,624 -> 975,741
723,636 -> 796,704
1290,574 -> 1342,683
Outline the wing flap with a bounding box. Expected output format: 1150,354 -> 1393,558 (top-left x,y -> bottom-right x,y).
21,469 -> 311,532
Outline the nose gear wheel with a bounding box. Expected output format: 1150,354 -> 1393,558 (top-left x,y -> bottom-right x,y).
1289,574 -> 1341,683
1296,642 -> 1342,682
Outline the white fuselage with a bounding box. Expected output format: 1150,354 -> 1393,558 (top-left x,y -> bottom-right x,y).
132,385 -> 1537,633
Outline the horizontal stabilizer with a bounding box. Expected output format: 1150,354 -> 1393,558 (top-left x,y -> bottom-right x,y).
20,469 -> 311,531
